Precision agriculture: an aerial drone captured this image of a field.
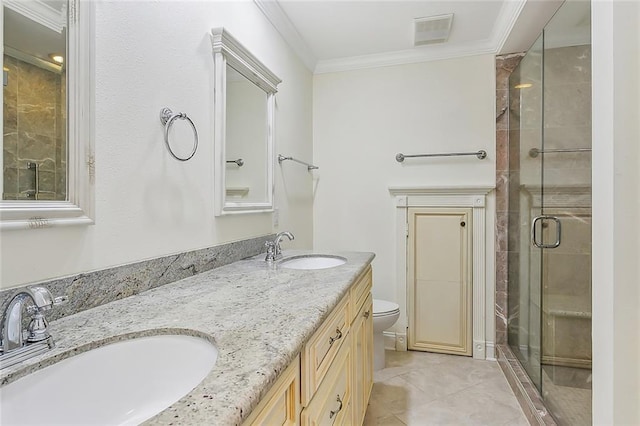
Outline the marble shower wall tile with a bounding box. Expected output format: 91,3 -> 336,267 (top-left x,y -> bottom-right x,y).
496,130 -> 509,172
3,55 -> 66,200
496,54 -> 523,131
495,54 -> 524,345
0,234 -> 275,322
495,170 -> 509,212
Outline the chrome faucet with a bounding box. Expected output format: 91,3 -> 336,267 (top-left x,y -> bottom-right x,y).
0,286 -> 67,369
265,231 -> 295,262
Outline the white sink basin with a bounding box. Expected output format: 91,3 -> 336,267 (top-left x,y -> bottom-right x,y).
280,255 -> 347,270
1,334 -> 217,426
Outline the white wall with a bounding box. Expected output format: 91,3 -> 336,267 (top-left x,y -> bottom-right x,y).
0,1 -> 313,289
226,77 -> 268,203
312,55 -> 496,348
592,0 -> 640,424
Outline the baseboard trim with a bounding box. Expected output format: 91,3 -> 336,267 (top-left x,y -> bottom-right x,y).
486,342 -> 496,360
383,331 -> 396,350
382,331 -> 408,351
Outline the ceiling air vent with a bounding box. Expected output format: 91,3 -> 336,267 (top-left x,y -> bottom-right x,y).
414,13 -> 454,46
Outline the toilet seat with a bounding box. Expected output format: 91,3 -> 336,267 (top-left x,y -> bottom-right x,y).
373,299 -> 400,317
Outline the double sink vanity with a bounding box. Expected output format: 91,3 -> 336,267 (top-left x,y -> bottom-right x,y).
0,249 -> 375,425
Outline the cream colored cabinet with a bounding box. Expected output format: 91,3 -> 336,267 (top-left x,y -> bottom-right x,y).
301,341 -> 353,425
247,265 -> 373,426
243,355 -> 300,426
302,266 -> 373,426
351,293 -> 373,425
302,295 -> 350,405
407,208 -> 472,356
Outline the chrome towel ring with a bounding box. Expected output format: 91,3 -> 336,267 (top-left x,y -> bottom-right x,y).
159,107 -> 198,161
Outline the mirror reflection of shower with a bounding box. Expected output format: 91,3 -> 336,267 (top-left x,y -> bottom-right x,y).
3,1 -> 68,201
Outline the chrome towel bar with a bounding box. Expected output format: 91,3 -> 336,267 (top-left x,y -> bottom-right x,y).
277,154 -> 318,171
395,150 -> 487,162
529,147 -> 591,158
159,107 -> 198,161
226,159 -> 244,167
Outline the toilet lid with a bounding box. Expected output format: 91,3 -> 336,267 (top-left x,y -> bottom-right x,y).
373,299 -> 400,316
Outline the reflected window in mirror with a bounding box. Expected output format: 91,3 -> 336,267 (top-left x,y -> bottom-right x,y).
1,0 -> 94,229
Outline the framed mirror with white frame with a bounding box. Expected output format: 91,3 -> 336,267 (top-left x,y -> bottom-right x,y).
1,0 -> 94,230
210,27 -> 281,216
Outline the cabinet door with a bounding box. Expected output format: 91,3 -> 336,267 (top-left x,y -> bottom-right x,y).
243,356 -> 300,426
407,208 -> 472,356
352,293 -> 373,425
301,341 -> 352,426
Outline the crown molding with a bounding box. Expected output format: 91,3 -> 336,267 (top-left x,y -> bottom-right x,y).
4,0 -> 65,33
314,40 -> 496,74
255,0 -> 527,75
490,0 -> 528,53
253,0 -> 317,72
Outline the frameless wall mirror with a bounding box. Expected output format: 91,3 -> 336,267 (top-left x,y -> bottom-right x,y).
1,0 -> 94,229
211,27 -> 281,216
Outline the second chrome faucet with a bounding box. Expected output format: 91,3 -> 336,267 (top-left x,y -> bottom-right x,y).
265,231 -> 294,262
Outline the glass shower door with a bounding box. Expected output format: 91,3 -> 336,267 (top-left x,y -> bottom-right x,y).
507,34 -> 543,391
540,1 -> 592,424
507,1 -> 592,423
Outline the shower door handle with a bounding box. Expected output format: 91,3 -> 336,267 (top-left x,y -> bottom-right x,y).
531,215 -> 561,249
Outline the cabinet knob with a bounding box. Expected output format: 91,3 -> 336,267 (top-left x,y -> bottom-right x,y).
363,310 -> 370,319
460,221 -> 466,227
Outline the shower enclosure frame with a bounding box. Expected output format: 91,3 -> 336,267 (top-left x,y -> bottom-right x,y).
501,1 -> 593,424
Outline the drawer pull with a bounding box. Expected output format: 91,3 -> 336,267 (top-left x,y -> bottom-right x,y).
328,328 -> 343,347
329,394 -> 343,419
363,310 -> 370,319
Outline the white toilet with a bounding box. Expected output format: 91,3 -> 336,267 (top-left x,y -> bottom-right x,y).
372,299 -> 400,371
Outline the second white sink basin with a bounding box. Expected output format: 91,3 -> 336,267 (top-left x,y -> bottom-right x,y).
280,255 -> 347,270
0,334 -> 217,426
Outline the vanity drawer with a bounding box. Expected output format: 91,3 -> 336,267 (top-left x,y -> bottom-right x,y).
301,340 -> 352,426
350,266 -> 372,322
302,294 -> 350,405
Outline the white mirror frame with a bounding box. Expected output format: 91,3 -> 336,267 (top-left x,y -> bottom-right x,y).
0,0 -> 94,230
211,27 -> 281,216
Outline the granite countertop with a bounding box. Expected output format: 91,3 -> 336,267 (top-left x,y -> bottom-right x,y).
0,250 -> 375,425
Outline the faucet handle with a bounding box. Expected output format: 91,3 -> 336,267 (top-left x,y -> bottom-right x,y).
265,241 -> 276,262
26,312 -> 50,343
24,288 -> 66,344
54,296 -> 68,306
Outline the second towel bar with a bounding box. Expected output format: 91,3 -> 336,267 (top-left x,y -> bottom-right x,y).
277,154 -> 318,171
226,159 -> 244,167
529,147 -> 591,158
396,150 -> 487,162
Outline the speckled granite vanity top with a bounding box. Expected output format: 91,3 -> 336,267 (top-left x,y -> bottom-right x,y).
0,251 -> 374,425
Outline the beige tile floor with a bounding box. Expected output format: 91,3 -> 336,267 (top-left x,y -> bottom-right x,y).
364,350 -> 529,426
